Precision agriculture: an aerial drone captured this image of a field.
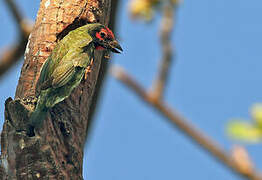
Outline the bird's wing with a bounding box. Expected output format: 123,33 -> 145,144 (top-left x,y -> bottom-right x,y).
35,42 -> 69,93
50,59 -> 76,88
36,36 -> 93,91
50,47 -> 92,88
36,57 -> 53,95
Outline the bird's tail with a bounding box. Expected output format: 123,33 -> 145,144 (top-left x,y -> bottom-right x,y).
27,103 -> 48,136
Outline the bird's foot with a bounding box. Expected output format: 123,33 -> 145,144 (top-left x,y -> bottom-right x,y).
85,58 -> 94,80
104,54 -> 110,59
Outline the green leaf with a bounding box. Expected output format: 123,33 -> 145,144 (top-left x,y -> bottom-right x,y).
250,104 -> 262,127
227,121 -> 262,143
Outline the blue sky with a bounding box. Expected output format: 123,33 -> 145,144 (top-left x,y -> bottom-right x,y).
1,0 -> 262,179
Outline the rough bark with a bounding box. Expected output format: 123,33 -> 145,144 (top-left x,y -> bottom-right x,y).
0,0 -> 111,179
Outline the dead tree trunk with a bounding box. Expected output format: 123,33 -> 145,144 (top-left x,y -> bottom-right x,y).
0,0 -> 111,179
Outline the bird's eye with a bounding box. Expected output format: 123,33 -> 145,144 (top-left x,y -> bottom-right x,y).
100,32 -> 106,38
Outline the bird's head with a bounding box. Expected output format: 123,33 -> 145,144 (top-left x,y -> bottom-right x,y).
87,23 -> 123,53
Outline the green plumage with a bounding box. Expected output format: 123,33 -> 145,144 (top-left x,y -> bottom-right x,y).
28,24 -> 101,133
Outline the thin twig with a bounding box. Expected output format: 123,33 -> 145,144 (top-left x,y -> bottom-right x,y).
0,27 -> 32,79
0,0 -> 33,79
4,0 -> 30,37
0,39 -> 27,78
110,65 -> 262,180
151,3 -> 175,100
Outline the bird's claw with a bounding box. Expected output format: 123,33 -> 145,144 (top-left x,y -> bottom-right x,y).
104,54 -> 110,59
85,58 -> 94,80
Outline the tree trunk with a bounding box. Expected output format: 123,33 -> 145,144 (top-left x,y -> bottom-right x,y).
0,0 -> 111,179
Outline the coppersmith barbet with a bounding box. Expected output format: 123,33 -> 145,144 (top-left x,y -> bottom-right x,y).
28,23 -> 122,136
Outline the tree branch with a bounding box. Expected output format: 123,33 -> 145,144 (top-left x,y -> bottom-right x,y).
110,65 -> 262,180
151,3 -> 176,100
0,38 -> 28,78
4,0 -> 29,36
0,0 -> 33,79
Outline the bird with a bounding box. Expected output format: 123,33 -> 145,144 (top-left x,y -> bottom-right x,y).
27,23 -> 122,136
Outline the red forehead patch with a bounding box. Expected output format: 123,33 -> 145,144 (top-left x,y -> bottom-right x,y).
105,27 -> 115,39
96,27 -> 115,41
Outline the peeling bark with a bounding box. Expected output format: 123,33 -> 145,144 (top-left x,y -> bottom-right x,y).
0,0 -> 111,179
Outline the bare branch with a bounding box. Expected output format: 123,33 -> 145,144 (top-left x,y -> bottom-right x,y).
231,145 -> 254,175
0,30 -> 32,79
0,0 -> 33,79
0,40 -> 26,78
4,0 -> 30,36
151,3 -> 175,100
111,65 -> 262,180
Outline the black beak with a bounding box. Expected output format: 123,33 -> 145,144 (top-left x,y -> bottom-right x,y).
109,40 -> 123,53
